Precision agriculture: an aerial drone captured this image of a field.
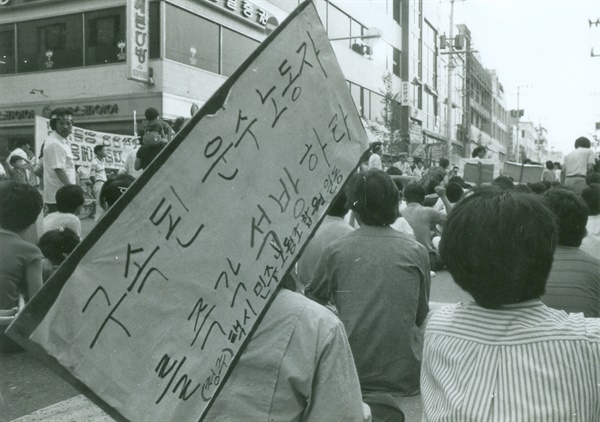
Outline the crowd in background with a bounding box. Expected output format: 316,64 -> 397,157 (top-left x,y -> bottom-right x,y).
2,107 -> 600,420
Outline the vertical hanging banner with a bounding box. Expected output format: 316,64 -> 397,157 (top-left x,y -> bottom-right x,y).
7,1 -> 368,421
126,0 -> 150,83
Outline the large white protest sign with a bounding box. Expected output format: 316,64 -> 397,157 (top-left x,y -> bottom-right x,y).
8,1 -> 368,421
35,116 -> 136,171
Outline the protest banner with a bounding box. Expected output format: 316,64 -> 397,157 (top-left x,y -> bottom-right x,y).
502,161 -> 544,184
8,1 -> 368,421
35,116 -> 137,171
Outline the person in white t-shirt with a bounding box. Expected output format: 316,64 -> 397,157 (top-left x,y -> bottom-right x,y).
562,136 -> 595,195
43,185 -> 84,239
42,108 -> 76,213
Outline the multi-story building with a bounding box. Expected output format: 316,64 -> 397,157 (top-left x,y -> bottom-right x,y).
0,0 -> 406,165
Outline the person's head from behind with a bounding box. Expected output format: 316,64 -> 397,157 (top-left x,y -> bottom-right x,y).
38,228 -> 80,267
543,188 -> 589,247
439,158 -> 450,170
9,155 -> 28,170
56,185 -> 84,214
386,166 -> 402,176
440,187 -> 557,309
0,181 -> 43,233
99,174 -> 135,210
445,182 -> 464,204
403,182 -> 426,205
327,188 -> 349,219
492,175 -> 514,190
49,107 -> 74,138
553,162 -> 561,170
528,182 -> 549,195
582,184 -> 600,216
574,136 -> 591,149
145,107 -> 160,121
346,169 -> 398,226
545,160 -> 554,170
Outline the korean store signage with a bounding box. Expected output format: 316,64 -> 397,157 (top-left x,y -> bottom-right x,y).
203,0 -> 271,27
127,0 -> 150,83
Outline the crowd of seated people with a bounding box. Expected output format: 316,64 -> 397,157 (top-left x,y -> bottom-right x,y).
2,133 -> 600,421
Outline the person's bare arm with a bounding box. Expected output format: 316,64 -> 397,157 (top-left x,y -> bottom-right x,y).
54,168 -> 72,186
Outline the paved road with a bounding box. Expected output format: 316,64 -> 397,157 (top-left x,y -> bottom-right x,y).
1,217 -> 472,421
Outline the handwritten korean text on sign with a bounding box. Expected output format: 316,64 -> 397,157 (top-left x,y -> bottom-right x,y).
10,2 -> 368,421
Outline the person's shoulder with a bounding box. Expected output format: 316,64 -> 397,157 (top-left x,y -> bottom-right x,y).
272,289 -> 341,328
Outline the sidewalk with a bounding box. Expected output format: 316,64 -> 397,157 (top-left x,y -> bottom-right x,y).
12,394 -> 423,422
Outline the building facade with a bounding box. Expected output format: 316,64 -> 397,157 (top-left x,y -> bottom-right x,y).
0,0 -> 407,165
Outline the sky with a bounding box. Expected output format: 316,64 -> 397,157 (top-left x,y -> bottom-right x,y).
437,0 -> 600,155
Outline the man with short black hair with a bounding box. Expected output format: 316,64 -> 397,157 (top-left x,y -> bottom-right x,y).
423,187 -> 600,420
306,169 -> 430,401
42,108 -> 76,213
541,187 -> 600,317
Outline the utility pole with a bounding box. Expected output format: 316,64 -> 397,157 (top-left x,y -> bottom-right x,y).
445,0 -> 456,159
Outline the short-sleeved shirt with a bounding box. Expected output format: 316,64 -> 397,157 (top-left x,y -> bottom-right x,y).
42,131 -> 76,204
401,202 -> 446,251
368,153 -> 382,170
90,156 -> 107,183
205,289 -> 366,421
541,246 -> 600,317
43,212 -> 82,238
0,230 -> 43,310
306,225 -> 431,396
563,147 -> 595,177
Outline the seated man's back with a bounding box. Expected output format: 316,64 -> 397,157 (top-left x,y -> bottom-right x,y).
423,187 -> 600,420
206,289 -> 367,421
540,188 -> 600,317
306,170 -> 431,397
424,301 -> 600,420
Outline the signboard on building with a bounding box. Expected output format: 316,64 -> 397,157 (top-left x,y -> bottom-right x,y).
127,0 -> 150,83
201,0 -> 272,27
400,81 -> 410,106
8,2 -> 367,421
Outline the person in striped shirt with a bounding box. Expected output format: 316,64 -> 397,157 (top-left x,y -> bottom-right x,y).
422,187 -> 600,421
541,187 -> 600,317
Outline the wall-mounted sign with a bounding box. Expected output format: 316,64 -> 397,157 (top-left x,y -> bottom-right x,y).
0,104 -> 119,122
127,0 -> 150,83
0,109 -> 36,121
203,0 -> 271,27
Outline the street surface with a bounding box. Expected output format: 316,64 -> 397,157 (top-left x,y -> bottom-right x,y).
1,218 -> 472,422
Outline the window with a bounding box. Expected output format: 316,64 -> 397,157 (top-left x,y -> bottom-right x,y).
0,25 -> 15,75
165,5 -> 219,73
18,14 -> 83,72
327,5 -> 351,47
371,91 -> 385,121
86,8 -> 125,65
392,47 -> 400,77
222,28 -> 259,77
392,0 -> 401,24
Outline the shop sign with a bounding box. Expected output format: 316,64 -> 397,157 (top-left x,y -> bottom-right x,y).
0,109 -> 36,121
400,81 -> 410,106
202,0 -> 271,27
127,0 -> 150,83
